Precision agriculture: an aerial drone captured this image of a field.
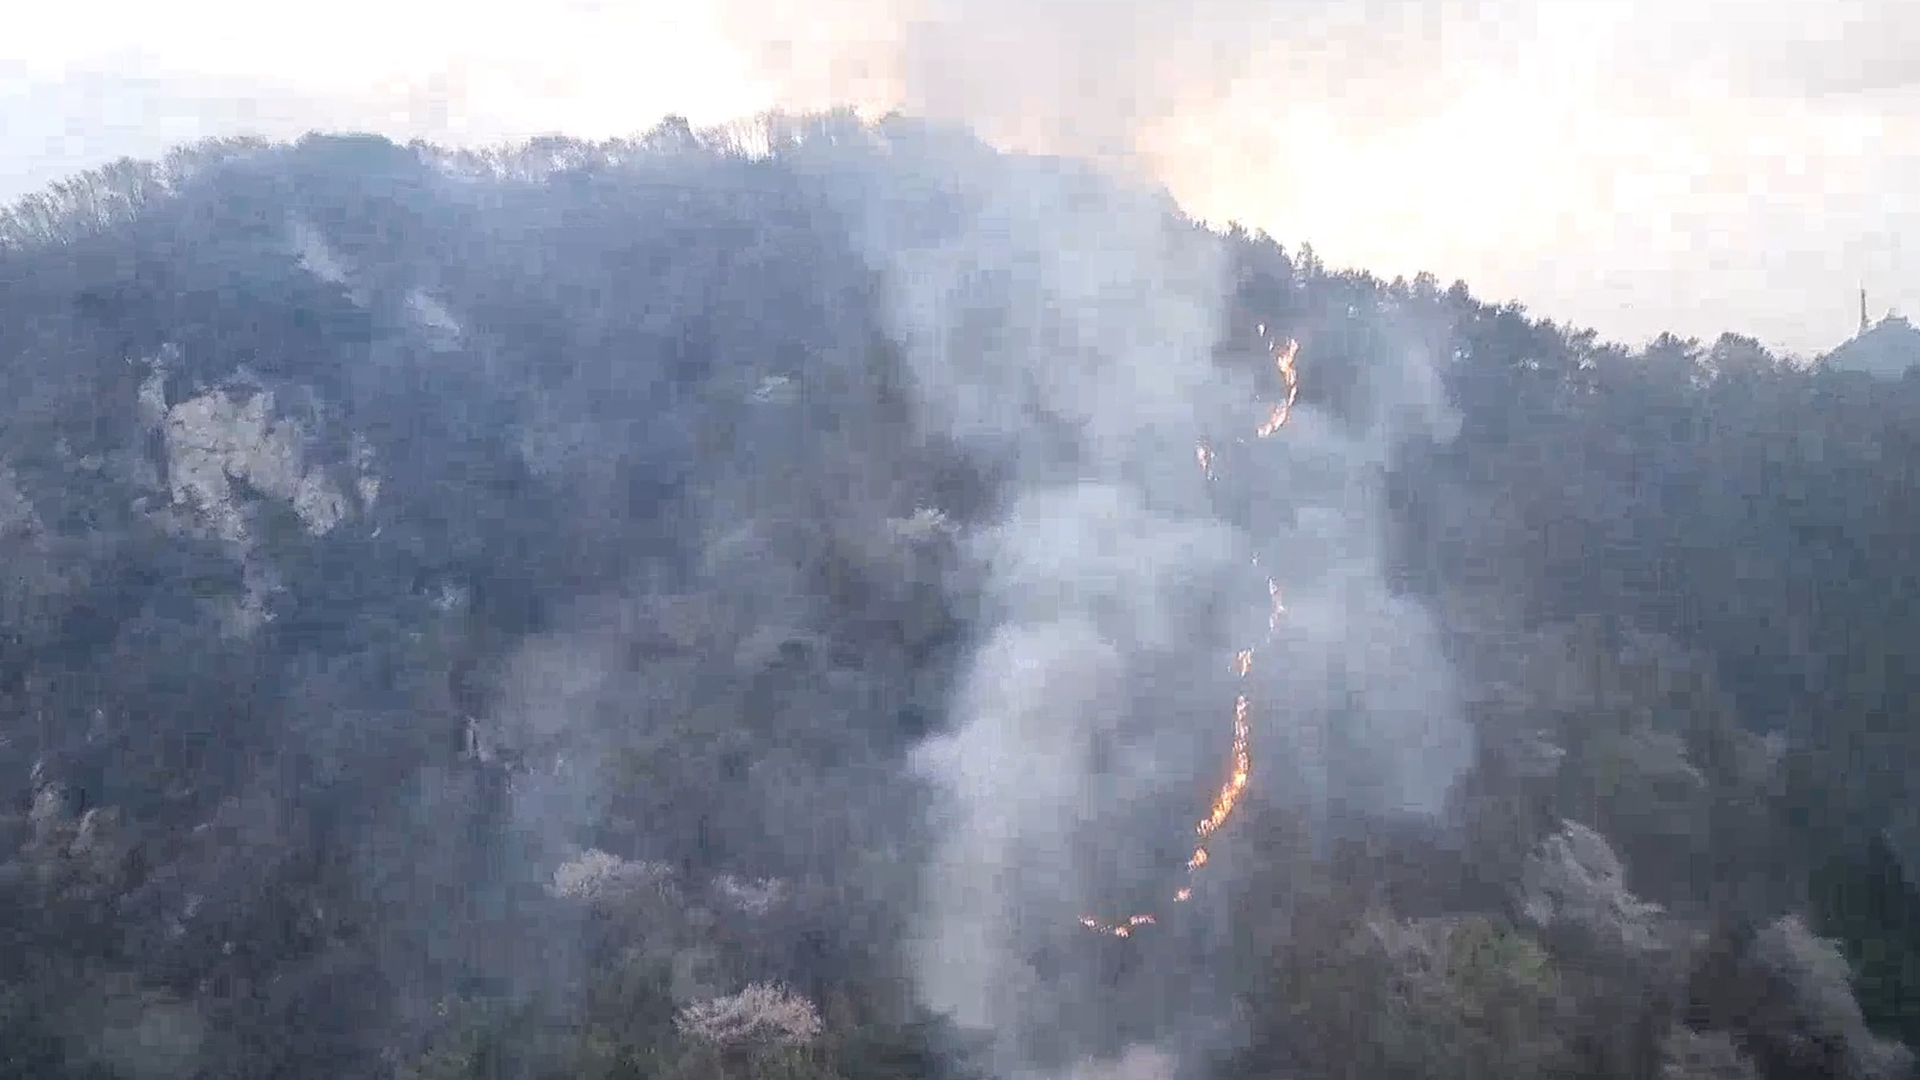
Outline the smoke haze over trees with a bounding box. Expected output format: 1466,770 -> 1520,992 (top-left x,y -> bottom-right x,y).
2,113 -> 1920,1080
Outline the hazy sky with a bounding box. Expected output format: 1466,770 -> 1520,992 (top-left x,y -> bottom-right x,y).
6,0 -> 1918,354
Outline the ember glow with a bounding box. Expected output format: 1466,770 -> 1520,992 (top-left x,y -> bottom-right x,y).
1078,328 -> 1299,937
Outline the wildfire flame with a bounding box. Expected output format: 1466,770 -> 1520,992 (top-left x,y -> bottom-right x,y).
1078,328 -> 1300,937
1256,337 -> 1300,439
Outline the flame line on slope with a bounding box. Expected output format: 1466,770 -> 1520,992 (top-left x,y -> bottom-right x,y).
1078,329 -> 1299,938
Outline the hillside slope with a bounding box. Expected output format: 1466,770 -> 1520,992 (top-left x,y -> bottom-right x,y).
1,115 -> 1917,1080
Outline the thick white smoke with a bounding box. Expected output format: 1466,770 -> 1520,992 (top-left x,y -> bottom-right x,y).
798,118 -> 1475,1072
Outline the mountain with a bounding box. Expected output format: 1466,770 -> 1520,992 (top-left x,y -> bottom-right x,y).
0,114 -> 1917,1080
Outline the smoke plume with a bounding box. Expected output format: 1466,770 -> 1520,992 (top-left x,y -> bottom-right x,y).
787,112 -> 1475,1071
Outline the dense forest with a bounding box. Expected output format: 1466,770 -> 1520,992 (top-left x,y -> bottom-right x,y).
3,111 -> 1920,1080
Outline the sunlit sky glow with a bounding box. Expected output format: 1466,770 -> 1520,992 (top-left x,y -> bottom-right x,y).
7,0 -> 1919,354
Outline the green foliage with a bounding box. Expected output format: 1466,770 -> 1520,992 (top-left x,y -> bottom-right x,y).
1369,916 -> 1570,1080
1810,833 -> 1920,1048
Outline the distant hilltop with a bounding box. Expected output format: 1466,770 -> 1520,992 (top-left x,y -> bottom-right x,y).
1824,309 -> 1920,378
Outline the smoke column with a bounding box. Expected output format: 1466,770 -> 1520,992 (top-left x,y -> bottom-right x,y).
789,109 -> 1475,1077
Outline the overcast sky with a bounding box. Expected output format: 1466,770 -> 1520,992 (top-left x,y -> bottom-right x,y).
6,0 -> 1917,355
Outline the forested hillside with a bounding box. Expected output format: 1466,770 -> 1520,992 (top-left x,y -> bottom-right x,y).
3,111 -> 1919,1080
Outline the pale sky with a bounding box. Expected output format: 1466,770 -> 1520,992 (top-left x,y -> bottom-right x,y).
6,0 -> 1919,355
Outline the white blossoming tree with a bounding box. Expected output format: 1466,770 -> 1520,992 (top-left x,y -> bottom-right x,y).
670,982 -> 832,1080
676,982 -> 823,1048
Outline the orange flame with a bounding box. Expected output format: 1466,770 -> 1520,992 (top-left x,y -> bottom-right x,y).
1078,330 -> 1300,937
1255,338 -> 1300,439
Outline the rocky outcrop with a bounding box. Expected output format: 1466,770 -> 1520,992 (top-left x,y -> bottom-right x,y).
1519,820 -> 1668,956
124,343 -> 384,634
163,388 -> 356,545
